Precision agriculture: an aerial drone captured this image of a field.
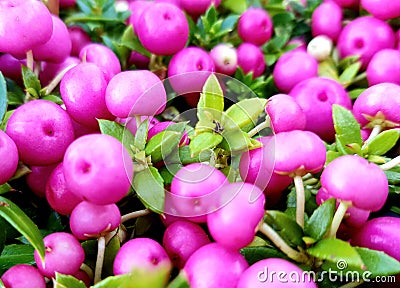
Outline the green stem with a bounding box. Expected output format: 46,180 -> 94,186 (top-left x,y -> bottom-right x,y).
327,201 -> 350,238
363,124 -> 382,147
294,175 -> 305,228
94,236 -> 106,284
380,155 -> 400,171
121,209 -> 151,223
247,116 -> 271,138
135,115 -> 142,130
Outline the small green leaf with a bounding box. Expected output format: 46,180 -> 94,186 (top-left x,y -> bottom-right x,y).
326,151 -> 340,165
0,72 -> 7,123
98,119 -> 135,156
222,0 -> 246,13
219,129 -> 261,154
102,234 -> 121,277
318,58 -> 339,80
134,119 -> 149,151
384,167 -> 400,185
197,74 -> 224,122
364,129 -> 400,156
0,110 -> 14,131
132,167 -> 165,214
348,88 -> 365,100
0,244 -> 35,274
41,94 -> 63,105
304,198 -> 335,241
120,25 -> 151,57
145,130 -> 182,163
165,146 -> 212,165
214,15 -> 239,38
53,273 -> 87,288
264,210 -> 304,248
0,197 -> 45,261
0,183 -> 12,195
224,98 -> 267,132
167,271 -> 190,288
307,238 -> 364,269
339,61 -> 362,87
21,65 -> 41,97
240,245 -> 288,266
355,247 -> 400,277
189,132 -> 223,157
333,104 -> 362,155
5,78 -> 24,106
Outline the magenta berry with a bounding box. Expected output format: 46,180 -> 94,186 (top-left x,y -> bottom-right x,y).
127,1 -> 153,33
26,164 -> 58,198
6,100 -> 75,166
361,0 -> 400,20
321,155 -> 388,211
180,0 -> 221,16
366,49 -> 400,86
79,43 -> 121,82
0,54 -> 24,84
183,243 -> 249,288
237,43 -> 265,78
46,163 -> 82,216
34,232 -> 85,278
113,238 -> 172,278
289,77 -> 352,142
70,201 -> 121,240
136,2 -> 189,56
128,51 -> 150,69
265,93 -> 306,133
331,0 -> 360,8
209,43 -> 238,76
273,50 -> 318,93
1,264 -> 46,288
238,8 -> 273,46
207,182 -> 265,250
162,220 -> 210,268
63,134 -> 134,205
60,62 -> 114,129
0,130 -> 18,185
337,16 -> 395,69
105,70 -> 167,118
311,1 -> 342,42
68,26 -> 92,57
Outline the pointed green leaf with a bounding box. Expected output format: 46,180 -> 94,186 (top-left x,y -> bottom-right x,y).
224,98 -> 267,132
339,61 -> 362,87
304,198 -> 336,241
0,72 -> 7,123
41,94 -> 63,105
240,246 -> 288,266
165,146 -> 212,165
364,129 -> 400,156
264,210 -> 304,248
134,119 -> 149,151
219,129 -> 261,154
355,247 -> 400,277
21,65 -> 41,97
197,74 -> 224,122
0,183 -> 12,195
0,110 -> 14,131
98,119 -> 135,156
307,238 -> 364,269
318,59 -> 339,80
189,132 -> 223,157
167,271 -> 190,288
0,244 -> 35,274
5,78 -> 24,106
221,0 -> 246,13
0,197 -> 45,261
348,88 -> 365,100
145,130 -> 182,163
333,104 -> 362,155
120,25 -> 151,57
132,167 -> 165,214
53,273 -> 87,288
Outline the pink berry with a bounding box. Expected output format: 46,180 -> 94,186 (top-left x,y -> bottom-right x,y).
137,3 -> 189,55
237,43 -> 266,78
207,182 -> 265,250
46,163 -> 82,216
183,243 -> 249,288
63,134 -> 134,205
105,70 -> 167,118
0,130 -> 19,185
60,0 -> 76,8
321,155 -> 388,211
1,264 -> 46,288
60,62 -> 114,129
70,201 -> 121,240
311,1 -> 343,42
361,0 -> 400,20
6,100 -> 75,166
127,0 -> 153,32
162,220 -> 210,268
128,51 -> 150,69
180,0 -> 221,16
273,50 -> 318,93
34,232 -> 85,278
331,0 -> 360,9
26,164 -> 58,198
209,44 -> 238,76
68,26 -> 91,57
0,54 -> 24,84
289,77 -> 352,142
366,49 -> 400,86
238,8 -> 273,46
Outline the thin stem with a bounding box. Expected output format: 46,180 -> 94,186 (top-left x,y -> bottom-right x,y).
327,201 -> 350,238
121,208 -> 151,223
380,155 -> 400,171
258,222 -> 309,264
247,116 -> 271,138
26,50 -> 34,71
294,175 -> 305,228
94,236 -> 106,284
34,61 -> 41,77
79,263 -> 94,282
135,115 -> 142,130
363,125 -> 382,147
45,63 -> 78,95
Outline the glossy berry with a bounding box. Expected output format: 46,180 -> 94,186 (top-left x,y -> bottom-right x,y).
148,121 -> 189,146
238,8 -> 273,46
6,100 -> 75,166
361,0 -> 400,20
207,182 -> 265,250
26,164 -> 57,198
127,1 -> 153,32
209,43 -> 238,76
237,43 -> 265,78
311,1 -> 342,42
0,130 -> 19,185
0,54 -> 24,85
68,26 -> 92,57
1,264 -> 46,288
366,49 -> 400,86
162,220 -> 210,269
63,134 -> 134,205
180,0 -> 221,16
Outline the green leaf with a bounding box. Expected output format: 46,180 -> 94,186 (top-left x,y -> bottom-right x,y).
264,210 -> 304,248
132,167 -> 165,214
165,146 -> 212,165
219,129 -> 261,154
120,25 -> 151,57
222,0 -> 247,13
145,130 -> 182,163
384,167 -> 400,185
0,183 -> 12,195
224,98 -> 267,132
318,59 -> 339,80
307,238 -> 364,269
21,65 -> 41,98
332,104 -> 362,155
41,94 -> 63,105
304,198 -> 335,241
240,245 -> 288,266
0,219 -> 6,254
215,15 -> 239,38
0,197 -> 45,261
134,119 -> 149,151
197,74 -> 224,122
355,247 -> 400,277
98,119 -> 135,156
167,271 -> 190,288
53,273 -> 87,288
189,132 -> 223,157
0,110 -> 14,131
0,244 -> 35,274
5,78 -> 24,106
348,88 -> 365,100
102,234 -> 121,277
0,72 -> 7,123
339,61 -> 362,87
363,129 -> 400,156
